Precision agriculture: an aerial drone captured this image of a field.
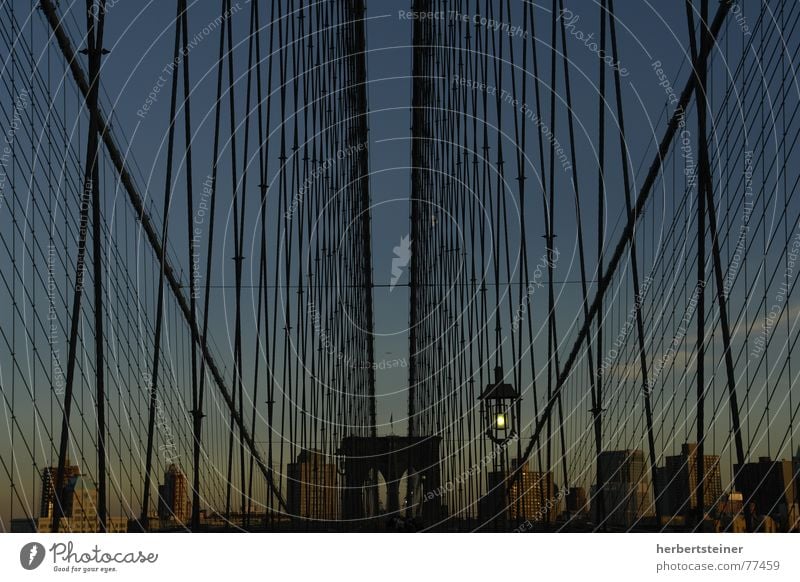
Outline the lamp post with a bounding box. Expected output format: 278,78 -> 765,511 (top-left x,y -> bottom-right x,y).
478,366 -> 520,529
478,366 -> 519,446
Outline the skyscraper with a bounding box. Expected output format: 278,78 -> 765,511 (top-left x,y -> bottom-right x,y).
287,450 -> 339,521
658,443 -> 723,517
478,461 -> 559,525
567,487 -> 588,515
593,450 -> 653,528
39,460 -> 80,518
63,476 -> 97,523
735,456 -> 798,531
36,475 -> 127,532
157,464 -> 190,523
505,462 -> 559,522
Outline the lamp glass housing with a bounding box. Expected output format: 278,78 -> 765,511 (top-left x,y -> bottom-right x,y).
479,368 -> 518,441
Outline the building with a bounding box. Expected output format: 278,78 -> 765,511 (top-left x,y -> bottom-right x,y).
63,475 -> 96,522
794,447 -> 800,505
718,490 -> 744,515
287,449 -> 339,520
657,443 -> 723,517
735,456 -> 798,531
35,475 -> 127,532
567,487 -> 588,515
40,460 -> 80,518
10,518 -> 36,533
478,461 -> 559,525
36,516 -> 128,533
715,491 -> 745,533
592,450 -> 653,528
505,462 -> 559,522
157,464 -> 190,523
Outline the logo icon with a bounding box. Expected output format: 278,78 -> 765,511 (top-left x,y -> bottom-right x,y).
390,235 -> 412,292
20,542 -> 45,570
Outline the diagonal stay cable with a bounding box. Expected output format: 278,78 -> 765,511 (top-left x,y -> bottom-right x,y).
37,0 -> 288,513
506,0 -> 734,499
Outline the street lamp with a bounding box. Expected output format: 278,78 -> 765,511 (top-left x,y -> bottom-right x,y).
478,366 -> 519,445
477,366 -> 520,530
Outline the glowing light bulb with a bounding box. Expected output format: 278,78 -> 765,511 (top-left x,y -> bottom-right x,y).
495,413 -> 506,429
